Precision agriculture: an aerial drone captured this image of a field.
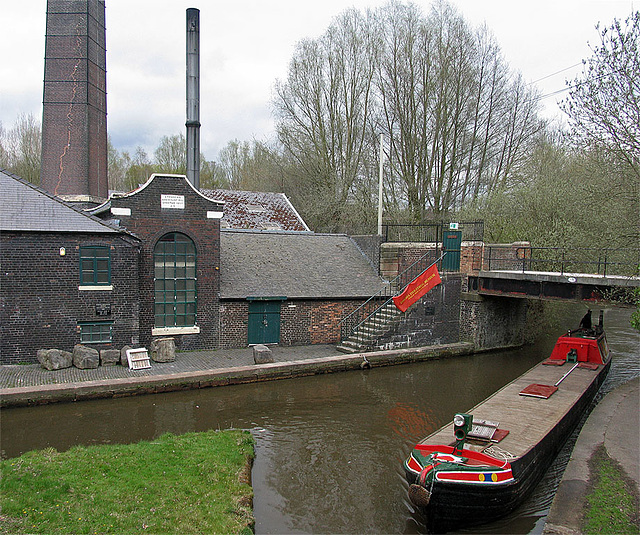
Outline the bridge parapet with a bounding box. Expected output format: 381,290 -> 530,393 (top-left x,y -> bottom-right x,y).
485,245 -> 639,278
470,270 -> 639,302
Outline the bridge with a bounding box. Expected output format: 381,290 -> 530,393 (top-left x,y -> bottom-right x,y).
339,230 -> 639,353
472,245 -> 639,302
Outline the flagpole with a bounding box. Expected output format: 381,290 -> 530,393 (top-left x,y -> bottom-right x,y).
377,133 -> 384,236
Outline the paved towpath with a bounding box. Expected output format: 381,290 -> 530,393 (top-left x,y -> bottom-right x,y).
0,344 -> 340,389
544,377 -> 640,534
0,343 -> 475,407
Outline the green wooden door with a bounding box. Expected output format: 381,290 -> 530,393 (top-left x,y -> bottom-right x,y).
248,301 -> 281,345
442,230 -> 462,271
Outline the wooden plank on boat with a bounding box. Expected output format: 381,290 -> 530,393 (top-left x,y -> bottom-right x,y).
417,360 -> 604,460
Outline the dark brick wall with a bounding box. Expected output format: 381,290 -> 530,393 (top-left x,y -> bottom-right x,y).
219,298 -> 365,349
0,231 -> 139,364
460,293 -> 528,350
109,175 -> 223,350
377,274 -> 462,349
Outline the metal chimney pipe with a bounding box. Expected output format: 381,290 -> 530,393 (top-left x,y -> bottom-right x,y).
186,8 -> 200,189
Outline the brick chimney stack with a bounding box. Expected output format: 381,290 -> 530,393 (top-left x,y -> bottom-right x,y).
40,0 -> 108,204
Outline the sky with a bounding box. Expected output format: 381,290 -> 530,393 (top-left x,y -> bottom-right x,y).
0,0 -> 635,160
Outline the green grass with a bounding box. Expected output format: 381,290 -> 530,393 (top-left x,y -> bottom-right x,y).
583,445 -> 639,535
0,430 -> 255,534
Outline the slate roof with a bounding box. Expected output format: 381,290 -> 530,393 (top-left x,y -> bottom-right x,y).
220,230 -> 387,299
0,170 -> 124,234
201,189 -> 309,231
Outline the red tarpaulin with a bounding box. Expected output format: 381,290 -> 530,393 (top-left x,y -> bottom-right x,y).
392,264 -> 441,312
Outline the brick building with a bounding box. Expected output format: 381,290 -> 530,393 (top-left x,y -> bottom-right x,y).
219,230 -> 386,348
91,174 -> 224,350
0,170 -> 140,364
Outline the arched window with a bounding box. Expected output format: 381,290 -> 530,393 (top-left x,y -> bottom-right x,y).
154,233 -> 197,328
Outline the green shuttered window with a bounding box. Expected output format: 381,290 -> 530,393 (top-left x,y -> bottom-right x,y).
80,246 -> 111,285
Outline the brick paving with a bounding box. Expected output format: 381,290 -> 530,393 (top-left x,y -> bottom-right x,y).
0,345 -> 341,389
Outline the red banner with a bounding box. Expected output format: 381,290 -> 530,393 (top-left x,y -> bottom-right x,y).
392,264 -> 441,312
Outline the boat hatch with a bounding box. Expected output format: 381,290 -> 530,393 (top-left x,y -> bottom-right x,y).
519,383 -> 558,399
520,361 -> 586,398
468,419 -> 499,440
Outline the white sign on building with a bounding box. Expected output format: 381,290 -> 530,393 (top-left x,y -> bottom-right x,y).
161,194 -> 185,209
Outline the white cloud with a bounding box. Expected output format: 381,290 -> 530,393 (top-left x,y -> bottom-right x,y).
0,0 -> 634,159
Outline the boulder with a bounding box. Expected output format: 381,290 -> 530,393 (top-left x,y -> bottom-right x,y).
100,349 -> 120,367
120,345 -> 132,366
37,349 -> 73,371
73,344 -> 100,369
253,344 -> 274,364
150,338 -> 176,362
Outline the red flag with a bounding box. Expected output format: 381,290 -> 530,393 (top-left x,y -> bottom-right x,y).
392,264 -> 441,312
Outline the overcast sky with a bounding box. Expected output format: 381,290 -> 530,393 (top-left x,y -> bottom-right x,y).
0,0 -> 634,160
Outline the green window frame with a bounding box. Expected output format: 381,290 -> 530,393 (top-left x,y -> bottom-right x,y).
154,232 -> 197,328
80,246 -> 111,285
79,321 -> 113,343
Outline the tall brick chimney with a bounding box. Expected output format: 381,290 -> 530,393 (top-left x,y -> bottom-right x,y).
40,0 -> 108,203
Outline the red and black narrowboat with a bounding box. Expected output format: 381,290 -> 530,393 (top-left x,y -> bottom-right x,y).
404,311 -> 611,533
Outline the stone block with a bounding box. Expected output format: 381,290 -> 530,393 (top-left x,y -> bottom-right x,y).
150,338 -> 176,362
73,344 -> 100,369
100,349 -> 120,366
120,345 -> 132,366
37,349 -> 73,371
253,344 -> 274,364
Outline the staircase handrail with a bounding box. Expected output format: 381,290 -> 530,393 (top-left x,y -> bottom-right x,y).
339,252 -> 446,342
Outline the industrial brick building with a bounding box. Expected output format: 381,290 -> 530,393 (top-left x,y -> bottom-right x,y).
0,170 -> 140,364
0,0 -> 453,365
1,169 -> 386,363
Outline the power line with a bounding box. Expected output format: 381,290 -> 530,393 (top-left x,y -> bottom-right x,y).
528,63 -> 583,86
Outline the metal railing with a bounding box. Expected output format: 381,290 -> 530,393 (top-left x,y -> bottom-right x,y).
382,221 -> 484,243
485,246 -> 640,277
339,251 -> 445,345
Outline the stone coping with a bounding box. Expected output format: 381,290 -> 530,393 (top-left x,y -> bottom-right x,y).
0,343 -> 474,408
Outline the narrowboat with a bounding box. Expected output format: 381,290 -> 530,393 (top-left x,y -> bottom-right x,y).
404,311 -> 611,533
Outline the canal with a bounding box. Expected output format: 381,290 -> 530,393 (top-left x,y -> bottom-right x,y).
1,305 -> 637,534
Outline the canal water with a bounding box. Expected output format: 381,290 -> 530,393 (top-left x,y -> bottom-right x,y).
1,305 -> 638,534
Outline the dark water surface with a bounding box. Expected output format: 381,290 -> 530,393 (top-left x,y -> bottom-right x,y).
1,306 -> 638,534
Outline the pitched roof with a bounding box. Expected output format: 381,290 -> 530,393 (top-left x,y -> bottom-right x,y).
201,189 -> 309,232
0,169 -> 126,234
220,230 -> 387,299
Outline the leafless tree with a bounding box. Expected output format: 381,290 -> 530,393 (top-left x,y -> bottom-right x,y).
561,11 -> 640,178
0,113 -> 42,184
274,8 -> 380,231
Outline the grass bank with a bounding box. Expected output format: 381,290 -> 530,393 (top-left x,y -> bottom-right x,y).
584,445 -> 639,534
0,430 -> 255,534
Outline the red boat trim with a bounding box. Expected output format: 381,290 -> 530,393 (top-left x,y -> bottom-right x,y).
435,468 -> 514,485
413,444 -> 507,468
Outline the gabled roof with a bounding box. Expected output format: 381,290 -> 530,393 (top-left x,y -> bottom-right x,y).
201,189 -> 309,232
220,230 -> 386,299
0,170 -> 128,234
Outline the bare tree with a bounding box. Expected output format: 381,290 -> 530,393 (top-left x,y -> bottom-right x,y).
274,8 -> 380,231
154,134 -> 187,175
561,11 -> 640,178
0,114 -> 42,184
377,1 -> 542,219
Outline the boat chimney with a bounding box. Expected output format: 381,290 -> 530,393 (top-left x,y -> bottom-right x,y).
186,8 -> 200,189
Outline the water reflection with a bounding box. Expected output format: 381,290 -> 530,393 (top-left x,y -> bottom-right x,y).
1,307 -> 637,534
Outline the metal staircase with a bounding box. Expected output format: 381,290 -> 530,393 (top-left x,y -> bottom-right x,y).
337,252 -> 444,353
336,300 -> 402,353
